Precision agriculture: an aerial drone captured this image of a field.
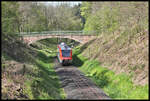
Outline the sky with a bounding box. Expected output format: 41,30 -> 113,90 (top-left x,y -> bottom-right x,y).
40,1 -> 82,6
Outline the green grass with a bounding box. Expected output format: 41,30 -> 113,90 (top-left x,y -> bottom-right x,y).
73,47 -> 149,99
23,39 -> 66,100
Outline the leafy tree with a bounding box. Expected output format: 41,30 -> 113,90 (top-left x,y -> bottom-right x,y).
2,2 -> 20,34
80,2 -> 148,35
80,2 -> 92,20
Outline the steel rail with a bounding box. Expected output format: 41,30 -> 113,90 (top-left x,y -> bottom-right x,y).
71,69 -> 102,99
63,69 -> 102,99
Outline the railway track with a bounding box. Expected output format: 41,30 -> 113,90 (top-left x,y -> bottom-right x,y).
69,69 -> 102,99
54,59 -> 110,99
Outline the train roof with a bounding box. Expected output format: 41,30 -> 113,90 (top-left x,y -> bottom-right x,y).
58,43 -> 71,50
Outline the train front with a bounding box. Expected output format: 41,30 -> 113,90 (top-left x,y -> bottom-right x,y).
57,43 -> 72,65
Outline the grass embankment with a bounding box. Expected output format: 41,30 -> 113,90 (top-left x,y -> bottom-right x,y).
73,46 -> 148,99
24,50 -> 66,99
24,38 -> 66,99
2,36 -> 66,99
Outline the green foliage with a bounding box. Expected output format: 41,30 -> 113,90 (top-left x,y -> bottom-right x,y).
80,2 -> 92,20
80,2 -> 148,35
84,15 -> 101,32
2,2 -> 83,36
101,7 -> 119,33
2,2 -> 20,34
83,5 -> 119,34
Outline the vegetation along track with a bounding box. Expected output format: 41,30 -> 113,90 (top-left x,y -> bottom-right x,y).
54,59 -> 110,99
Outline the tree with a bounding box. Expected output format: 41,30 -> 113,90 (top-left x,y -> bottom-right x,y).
2,2 -> 20,34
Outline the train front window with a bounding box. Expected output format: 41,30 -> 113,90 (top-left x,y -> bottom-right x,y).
62,50 -> 71,57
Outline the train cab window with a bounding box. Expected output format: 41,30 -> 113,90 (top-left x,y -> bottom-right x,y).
62,50 -> 71,57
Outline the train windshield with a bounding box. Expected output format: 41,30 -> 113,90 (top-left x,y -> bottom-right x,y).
62,50 -> 71,57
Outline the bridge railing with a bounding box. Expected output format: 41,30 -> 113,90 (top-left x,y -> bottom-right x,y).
16,31 -> 99,36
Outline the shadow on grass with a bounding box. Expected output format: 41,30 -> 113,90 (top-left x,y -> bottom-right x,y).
24,48 -> 64,99
72,55 -> 84,67
30,59 -> 62,99
2,34 -> 37,64
79,38 -> 96,54
92,69 -> 110,88
71,39 -> 96,67
37,51 -> 54,63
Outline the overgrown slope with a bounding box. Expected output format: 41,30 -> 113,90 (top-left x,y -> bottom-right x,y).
1,35 -> 66,99
72,29 -> 148,99
80,28 -> 148,86
73,50 -> 148,99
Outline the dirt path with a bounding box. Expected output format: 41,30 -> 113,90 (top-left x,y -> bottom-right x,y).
54,59 -> 110,100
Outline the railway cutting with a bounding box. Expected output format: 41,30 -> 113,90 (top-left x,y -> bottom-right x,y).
54,59 -> 111,100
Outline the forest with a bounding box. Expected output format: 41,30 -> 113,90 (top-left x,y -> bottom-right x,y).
2,2 -> 148,35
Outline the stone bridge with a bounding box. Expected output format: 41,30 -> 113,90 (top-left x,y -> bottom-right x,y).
22,34 -> 97,44
18,31 -> 98,44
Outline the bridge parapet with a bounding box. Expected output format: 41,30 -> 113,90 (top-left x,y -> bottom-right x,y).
17,31 -> 98,44
16,31 -> 98,36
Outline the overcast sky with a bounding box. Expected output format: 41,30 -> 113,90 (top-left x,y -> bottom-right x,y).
40,1 -> 82,6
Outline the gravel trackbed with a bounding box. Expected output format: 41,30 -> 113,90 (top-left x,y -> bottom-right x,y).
54,59 -> 110,100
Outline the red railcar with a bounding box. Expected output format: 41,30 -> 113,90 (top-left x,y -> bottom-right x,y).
57,42 -> 72,65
